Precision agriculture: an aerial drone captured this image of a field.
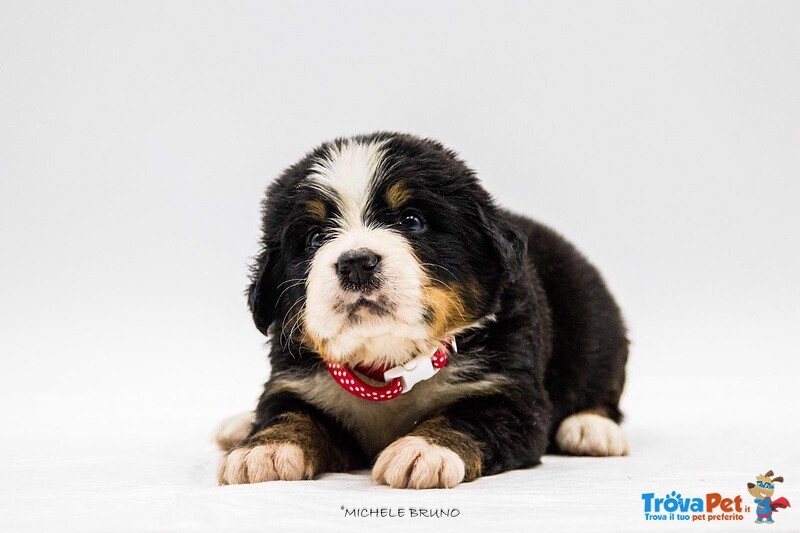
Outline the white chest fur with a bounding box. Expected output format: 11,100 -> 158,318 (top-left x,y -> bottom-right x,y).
272,366 -> 506,458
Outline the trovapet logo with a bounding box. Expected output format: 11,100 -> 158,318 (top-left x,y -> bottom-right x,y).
746,470 -> 791,524
641,469 -> 792,525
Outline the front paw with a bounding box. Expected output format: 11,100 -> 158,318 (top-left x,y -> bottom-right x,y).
372,436 -> 465,489
218,442 -> 314,485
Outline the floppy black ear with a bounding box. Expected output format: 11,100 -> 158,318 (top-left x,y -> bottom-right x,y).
478,206 -> 527,280
247,247 -> 281,336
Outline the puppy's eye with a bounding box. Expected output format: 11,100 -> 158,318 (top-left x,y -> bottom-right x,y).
399,210 -> 426,233
306,230 -> 324,249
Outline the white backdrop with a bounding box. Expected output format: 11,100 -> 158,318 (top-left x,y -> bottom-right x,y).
1,2 -> 798,532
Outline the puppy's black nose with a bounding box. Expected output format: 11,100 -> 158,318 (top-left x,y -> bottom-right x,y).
336,249 -> 381,290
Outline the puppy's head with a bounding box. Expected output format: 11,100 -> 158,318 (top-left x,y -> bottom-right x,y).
249,133 -> 525,370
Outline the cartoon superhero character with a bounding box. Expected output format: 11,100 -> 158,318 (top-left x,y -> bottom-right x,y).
747,470 -> 791,524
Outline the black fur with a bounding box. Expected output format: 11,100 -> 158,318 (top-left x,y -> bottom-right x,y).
242,132 -> 628,479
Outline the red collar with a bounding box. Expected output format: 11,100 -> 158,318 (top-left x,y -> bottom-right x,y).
325,339 -> 455,402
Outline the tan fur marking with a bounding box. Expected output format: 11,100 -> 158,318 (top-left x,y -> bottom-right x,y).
423,283 -> 472,339
306,199 -> 327,221
301,331 -> 328,359
386,181 -> 413,210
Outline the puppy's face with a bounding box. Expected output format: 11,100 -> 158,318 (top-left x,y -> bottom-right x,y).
249,133 -> 524,370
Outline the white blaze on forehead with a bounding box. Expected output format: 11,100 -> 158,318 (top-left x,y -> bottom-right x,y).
307,140 -> 387,228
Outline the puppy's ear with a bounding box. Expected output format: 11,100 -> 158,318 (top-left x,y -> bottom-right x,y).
772,476 -> 784,483
478,205 -> 527,280
247,246 -> 281,336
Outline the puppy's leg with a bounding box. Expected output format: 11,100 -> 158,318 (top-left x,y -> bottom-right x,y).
373,394 -> 549,489
555,410 -> 629,456
218,394 -> 357,485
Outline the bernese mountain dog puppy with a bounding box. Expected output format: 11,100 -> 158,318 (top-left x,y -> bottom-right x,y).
215,132 -> 629,489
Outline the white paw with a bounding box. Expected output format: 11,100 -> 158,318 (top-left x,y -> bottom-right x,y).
556,412 -> 629,457
214,412 -> 255,451
372,436 -> 465,489
218,442 -> 314,485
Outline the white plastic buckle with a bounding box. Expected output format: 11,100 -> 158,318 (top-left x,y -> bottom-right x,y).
383,338 -> 455,394
383,354 -> 440,394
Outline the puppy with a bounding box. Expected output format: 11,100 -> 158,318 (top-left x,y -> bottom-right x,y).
216,132 -> 629,489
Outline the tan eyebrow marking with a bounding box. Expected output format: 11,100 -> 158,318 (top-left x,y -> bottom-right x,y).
306,199 -> 327,221
386,181 -> 413,210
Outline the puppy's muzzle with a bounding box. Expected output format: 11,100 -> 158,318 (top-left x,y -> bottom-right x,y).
336,248 -> 381,291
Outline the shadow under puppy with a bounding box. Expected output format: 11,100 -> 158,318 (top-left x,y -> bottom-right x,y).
216,132 -> 629,489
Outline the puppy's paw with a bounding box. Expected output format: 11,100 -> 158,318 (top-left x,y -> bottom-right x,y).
556,412 -> 629,457
372,436 -> 465,489
214,411 -> 255,451
218,442 -> 314,485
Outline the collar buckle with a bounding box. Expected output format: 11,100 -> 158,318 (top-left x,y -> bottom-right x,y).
383,354 -> 439,394
382,337 -> 455,394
